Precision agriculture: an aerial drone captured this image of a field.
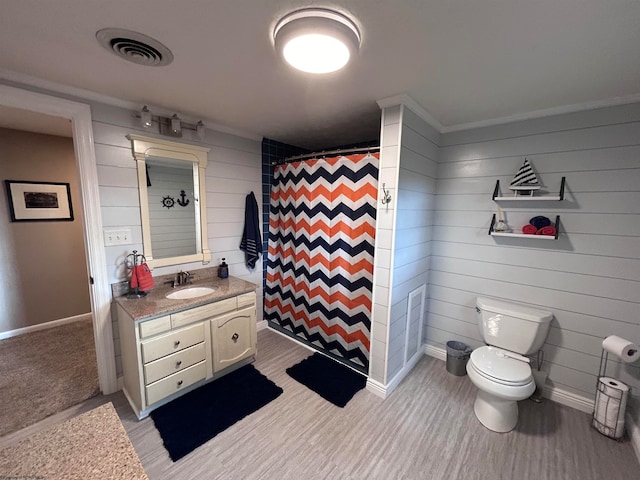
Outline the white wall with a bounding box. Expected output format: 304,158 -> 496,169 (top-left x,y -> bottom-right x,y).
387,108 -> 438,380
430,103 -> 640,408
370,104 -> 439,386
0,128 -> 91,332
90,103 -> 263,376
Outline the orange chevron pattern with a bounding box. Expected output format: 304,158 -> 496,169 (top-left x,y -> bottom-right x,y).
268,217 -> 376,239
269,245 -> 374,276
266,153 -> 378,371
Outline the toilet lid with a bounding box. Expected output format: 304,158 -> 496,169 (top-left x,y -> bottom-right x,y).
470,346 -> 532,385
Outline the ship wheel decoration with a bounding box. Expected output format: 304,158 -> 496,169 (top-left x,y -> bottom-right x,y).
161,195 -> 176,209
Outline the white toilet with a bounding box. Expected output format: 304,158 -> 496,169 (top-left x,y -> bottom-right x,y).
467,297 -> 553,433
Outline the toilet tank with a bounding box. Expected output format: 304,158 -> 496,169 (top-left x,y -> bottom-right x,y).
476,297 -> 553,355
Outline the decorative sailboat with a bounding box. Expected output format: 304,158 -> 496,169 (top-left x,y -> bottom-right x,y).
509,158 -> 541,196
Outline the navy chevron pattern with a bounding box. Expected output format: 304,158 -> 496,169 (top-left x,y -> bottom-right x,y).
266,153 -> 378,371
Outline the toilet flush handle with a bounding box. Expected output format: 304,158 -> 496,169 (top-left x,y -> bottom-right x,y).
502,351 -> 530,363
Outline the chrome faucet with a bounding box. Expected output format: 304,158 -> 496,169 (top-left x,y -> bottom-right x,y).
166,270 -> 193,288
177,270 -> 192,286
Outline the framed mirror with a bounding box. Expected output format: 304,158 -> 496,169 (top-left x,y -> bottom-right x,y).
127,134 -> 211,268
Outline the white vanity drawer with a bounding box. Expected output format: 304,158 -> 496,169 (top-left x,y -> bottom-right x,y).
141,323 -> 204,364
236,291 -> 256,309
171,297 -> 237,328
139,315 -> 171,339
145,361 -> 206,406
143,342 -> 206,385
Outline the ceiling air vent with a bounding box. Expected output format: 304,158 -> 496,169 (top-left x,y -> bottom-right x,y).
96,28 -> 174,67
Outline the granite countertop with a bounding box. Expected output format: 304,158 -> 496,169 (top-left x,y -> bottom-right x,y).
0,402 -> 148,480
114,268 -> 257,321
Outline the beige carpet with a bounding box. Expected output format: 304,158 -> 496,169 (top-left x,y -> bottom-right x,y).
0,318 -> 100,437
0,402 -> 148,479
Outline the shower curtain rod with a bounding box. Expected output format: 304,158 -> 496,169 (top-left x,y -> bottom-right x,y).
273,145 -> 380,165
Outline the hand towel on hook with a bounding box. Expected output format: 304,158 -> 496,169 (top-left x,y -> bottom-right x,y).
239,191 -> 262,269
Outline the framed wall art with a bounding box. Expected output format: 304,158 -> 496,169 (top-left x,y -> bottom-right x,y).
4,180 -> 74,222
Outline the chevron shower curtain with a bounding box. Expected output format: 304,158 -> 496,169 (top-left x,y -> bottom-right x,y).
265,153 -> 378,372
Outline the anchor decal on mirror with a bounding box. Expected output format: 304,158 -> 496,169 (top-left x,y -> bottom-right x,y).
177,189 -> 190,207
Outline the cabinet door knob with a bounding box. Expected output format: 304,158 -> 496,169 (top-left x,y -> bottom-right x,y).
231,333 -> 239,343
174,340 -> 181,347
177,380 -> 183,387
176,360 -> 182,367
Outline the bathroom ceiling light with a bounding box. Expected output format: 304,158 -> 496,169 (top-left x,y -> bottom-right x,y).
140,106 -> 152,128
274,8 -> 361,74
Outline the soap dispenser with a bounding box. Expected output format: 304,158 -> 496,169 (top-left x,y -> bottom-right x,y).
218,258 -> 229,279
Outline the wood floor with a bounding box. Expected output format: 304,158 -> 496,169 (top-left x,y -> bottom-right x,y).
3,328 -> 638,479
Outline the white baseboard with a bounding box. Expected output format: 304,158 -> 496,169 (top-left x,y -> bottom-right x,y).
543,385 -> 593,413
424,344 -> 446,362
626,410 -> 640,463
0,313 -> 92,340
257,320 -> 268,331
423,344 -> 597,414
366,378 -> 387,399
366,349 -> 424,399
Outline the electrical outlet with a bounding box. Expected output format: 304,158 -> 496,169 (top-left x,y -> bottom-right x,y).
104,228 -> 133,246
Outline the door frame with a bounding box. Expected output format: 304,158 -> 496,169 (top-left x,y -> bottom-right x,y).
0,84 -> 117,394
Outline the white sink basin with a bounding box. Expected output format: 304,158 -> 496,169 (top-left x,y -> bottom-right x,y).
165,286 -> 217,300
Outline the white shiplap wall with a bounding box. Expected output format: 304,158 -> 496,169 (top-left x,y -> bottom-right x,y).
370,104 -> 438,388
429,103 -> 640,408
91,103 -> 263,376
387,108 -> 438,381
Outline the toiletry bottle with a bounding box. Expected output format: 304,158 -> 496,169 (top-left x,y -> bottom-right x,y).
218,258 -> 229,279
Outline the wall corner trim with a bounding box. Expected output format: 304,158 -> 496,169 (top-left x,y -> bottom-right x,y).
366,378 -> 387,399
376,94 -> 444,133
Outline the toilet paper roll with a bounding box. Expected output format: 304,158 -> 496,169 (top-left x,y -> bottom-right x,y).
593,377 -> 629,439
602,335 -> 640,364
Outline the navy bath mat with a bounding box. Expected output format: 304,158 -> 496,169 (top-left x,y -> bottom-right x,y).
150,364 -> 283,461
286,353 -> 367,407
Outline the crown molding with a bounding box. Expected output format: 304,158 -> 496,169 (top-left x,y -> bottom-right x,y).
377,94 -> 444,133
441,93 -> 640,133
0,67 -> 262,142
378,91 -> 640,135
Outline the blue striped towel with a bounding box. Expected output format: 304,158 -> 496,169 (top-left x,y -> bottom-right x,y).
239,191 -> 261,269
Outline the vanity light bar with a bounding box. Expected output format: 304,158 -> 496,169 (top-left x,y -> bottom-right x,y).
136,106 -> 206,140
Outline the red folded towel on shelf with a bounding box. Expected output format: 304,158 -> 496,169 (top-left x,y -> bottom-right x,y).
522,224 -> 537,235
536,225 -> 557,237
131,263 -> 155,291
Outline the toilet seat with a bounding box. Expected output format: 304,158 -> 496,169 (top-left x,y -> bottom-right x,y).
469,346 -> 532,386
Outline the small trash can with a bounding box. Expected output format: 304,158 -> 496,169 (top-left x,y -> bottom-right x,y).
446,341 -> 472,376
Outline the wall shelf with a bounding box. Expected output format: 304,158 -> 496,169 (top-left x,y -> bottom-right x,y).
493,177 -> 565,201
488,214 -> 560,239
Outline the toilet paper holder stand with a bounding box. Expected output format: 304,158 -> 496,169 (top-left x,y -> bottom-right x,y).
592,348 -> 631,440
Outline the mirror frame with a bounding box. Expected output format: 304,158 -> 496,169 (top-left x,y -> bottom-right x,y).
127,134 -> 211,268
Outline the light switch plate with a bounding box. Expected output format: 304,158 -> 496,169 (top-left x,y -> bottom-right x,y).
104,228 -> 132,246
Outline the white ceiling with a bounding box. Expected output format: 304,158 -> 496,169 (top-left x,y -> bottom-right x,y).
1,1 -> 640,150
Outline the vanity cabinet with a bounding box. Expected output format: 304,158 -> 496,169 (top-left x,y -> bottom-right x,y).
117,290 -> 257,419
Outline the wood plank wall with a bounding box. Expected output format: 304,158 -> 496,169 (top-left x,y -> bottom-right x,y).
430,103 -> 640,408
372,105 -> 439,385
387,108 -> 438,381
89,103 -> 262,376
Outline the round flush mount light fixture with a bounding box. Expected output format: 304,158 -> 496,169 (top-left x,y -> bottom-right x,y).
274,8 -> 361,74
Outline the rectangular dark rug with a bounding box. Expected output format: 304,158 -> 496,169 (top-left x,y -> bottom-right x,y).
150,364 -> 283,462
286,353 -> 367,408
